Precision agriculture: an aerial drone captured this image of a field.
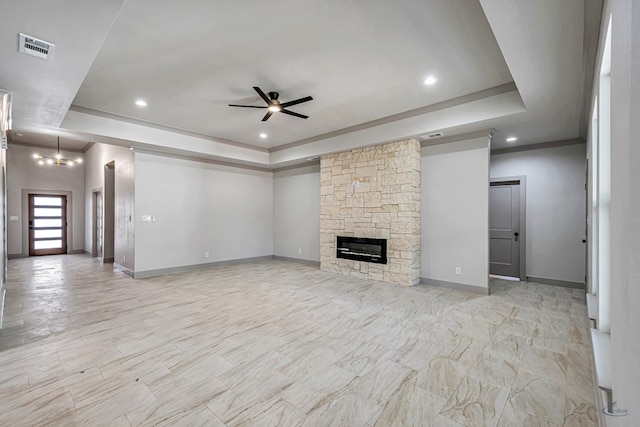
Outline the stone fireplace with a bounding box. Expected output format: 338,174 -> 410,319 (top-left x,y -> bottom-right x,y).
320,139 -> 421,286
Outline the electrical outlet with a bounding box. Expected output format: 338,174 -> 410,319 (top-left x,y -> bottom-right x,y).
204,252 -> 210,258
455,267 -> 461,275
298,248 -> 302,254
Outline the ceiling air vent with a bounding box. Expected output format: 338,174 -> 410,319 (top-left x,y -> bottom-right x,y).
18,33 -> 55,60
423,132 -> 444,139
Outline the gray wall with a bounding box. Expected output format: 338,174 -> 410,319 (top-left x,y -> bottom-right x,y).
421,137 -> 490,290
273,164 -> 320,262
84,142 -> 135,272
7,144 -> 85,256
491,144 -> 586,284
134,152 -> 273,274
0,147 -> 6,319
608,0 -> 640,418
114,153 -> 135,272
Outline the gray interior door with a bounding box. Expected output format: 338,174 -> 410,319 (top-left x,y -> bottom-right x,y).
490,182 -> 520,277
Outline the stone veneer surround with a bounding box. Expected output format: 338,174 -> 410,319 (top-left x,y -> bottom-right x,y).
320,139 -> 421,286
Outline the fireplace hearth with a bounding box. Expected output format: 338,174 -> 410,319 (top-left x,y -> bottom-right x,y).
336,236 -> 387,264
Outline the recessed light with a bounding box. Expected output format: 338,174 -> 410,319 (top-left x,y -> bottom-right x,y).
32,153 -> 40,159
423,76 -> 438,86
506,136 -> 518,142
259,133 -> 268,139
135,99 -> 148,107
76,157 -> 83,163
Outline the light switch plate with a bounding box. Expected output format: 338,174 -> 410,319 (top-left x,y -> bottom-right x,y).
9,216 -> 18,221
141,215 -> 152,222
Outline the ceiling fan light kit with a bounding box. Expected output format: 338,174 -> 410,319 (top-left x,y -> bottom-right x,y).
229,86 -> 313,122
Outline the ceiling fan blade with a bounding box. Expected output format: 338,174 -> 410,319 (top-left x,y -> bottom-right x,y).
228,104 -> 268,108
262,111 -> 273,121
253,86 -> 271,104
280,96 -> 313,108
281,109 -> 309,119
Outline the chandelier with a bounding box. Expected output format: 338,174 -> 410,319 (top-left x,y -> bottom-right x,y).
33,137 -> 82,166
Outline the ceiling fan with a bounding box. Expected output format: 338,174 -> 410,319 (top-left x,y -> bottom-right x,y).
229,86 -> 313,122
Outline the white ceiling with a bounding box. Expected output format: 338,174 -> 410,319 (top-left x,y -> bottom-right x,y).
0,0 -> 124,130
1,0 -> 596,166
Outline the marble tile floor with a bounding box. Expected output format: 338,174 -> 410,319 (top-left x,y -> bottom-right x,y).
0,255 -> 598,426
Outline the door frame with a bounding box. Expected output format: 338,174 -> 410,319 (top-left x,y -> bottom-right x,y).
490,175 -> 527,281
21,189 -> 73,258
91,188 -> 103,258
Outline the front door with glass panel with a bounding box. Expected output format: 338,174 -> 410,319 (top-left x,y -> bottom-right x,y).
29,194 -> 67,256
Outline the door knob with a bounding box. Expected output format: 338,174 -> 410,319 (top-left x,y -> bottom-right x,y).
514,232 -> 519,242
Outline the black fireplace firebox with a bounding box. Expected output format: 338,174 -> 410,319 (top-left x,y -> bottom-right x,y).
336,236 -> 387,264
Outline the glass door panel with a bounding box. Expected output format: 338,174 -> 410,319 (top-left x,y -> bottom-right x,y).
34,240 -> 63,250
33,218 -> 62,228
33,197 -> 62,206
33,229 -> 62,239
